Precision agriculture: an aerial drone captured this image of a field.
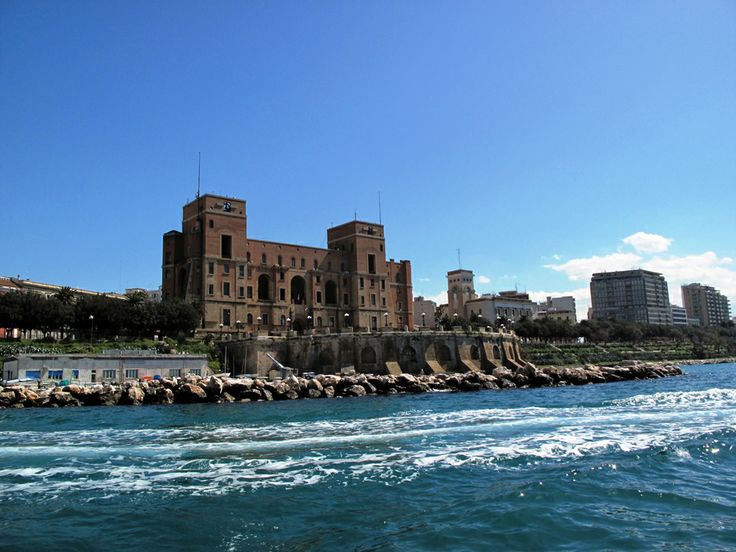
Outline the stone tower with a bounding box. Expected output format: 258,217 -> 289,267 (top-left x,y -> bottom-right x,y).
447,269 -> 476,319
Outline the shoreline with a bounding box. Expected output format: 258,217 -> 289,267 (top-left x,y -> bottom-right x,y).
0,360 -> 689,409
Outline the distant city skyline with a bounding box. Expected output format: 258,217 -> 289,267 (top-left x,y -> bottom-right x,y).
2,1 -> 735,323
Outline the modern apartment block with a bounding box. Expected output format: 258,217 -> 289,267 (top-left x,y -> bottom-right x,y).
589,269 -> 673,325
670,305 -> 688,326
681,283 -> 731,327
162,194 -> 413,334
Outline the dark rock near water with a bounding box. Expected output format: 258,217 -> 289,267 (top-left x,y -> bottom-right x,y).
0,361 -> 685,409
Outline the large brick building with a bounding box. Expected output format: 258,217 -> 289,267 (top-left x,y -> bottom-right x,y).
162,194 -> 413,335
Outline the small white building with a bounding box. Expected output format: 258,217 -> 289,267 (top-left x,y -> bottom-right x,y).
2,349 -> 209,383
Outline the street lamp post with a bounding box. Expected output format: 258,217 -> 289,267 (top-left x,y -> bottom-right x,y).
307,315 -> 312,329
89,314 -> 94,342
384,312 -> 389,328
286,317 -> 291,331
236,320 -> 242,339
219,323 -> 224,339
421,312 -> 426,328
344,312 -> 350,328
256,316 -> 262,332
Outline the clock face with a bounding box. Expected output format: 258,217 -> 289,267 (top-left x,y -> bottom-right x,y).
223,202 -> 232,212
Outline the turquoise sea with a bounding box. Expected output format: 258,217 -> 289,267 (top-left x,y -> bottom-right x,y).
1,363 -> 735,551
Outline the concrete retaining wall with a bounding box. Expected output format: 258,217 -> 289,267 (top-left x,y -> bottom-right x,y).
221,330 -> 526,377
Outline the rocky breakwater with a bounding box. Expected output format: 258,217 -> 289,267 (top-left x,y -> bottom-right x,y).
0,361 -> 683,409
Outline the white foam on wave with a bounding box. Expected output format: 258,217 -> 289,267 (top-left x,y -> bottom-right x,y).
1,386 -> 735,497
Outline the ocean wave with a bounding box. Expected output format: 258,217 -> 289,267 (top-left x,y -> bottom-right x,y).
1,387 -> 735,497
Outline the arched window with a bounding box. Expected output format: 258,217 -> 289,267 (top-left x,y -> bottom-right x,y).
258,275 -> 270,300
317,317 -> 323,327
280,315 -> 286,326
247,313 -> 253,324
291,276 -> 306,304
325,280 -> 337,305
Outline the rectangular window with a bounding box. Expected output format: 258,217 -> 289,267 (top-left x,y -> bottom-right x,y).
223,308 -> 231,326
343,293 -> 349,305
261,253 -> 267,264
370,278 -> 375,287
329,317 -> 335,328
223,263 -> 230,274
341,263 -> 345,272
371,294 -> 376,306
221,235 -> 232,259
190,368 -> 201,376
280,272 -> 284,281
313,259 -> 318,269
238,264 -> 245,278
246,252 -> 251,262
209,219 -> 214,229
125,369 -> 138,379
291,257 -> 296,268
381,280 -> 385,290
360,277 -> 364,289
343,278 -> 347,286
277,255 -> 283,265
169,369 -> 181,378
382,297 -> 386,307
301,258 -> 306,268
327,261 -> 332,271
208,262 -> 214,275
247,285 -> 253,299
223,282 -> 230,296
247,267 -> 252,278
316,275 -> 321,284
48,370 -> 63,380
208,284 -> 214,296
103,369 -> 116,380
239,286 -> 245,298
316,291 -> 322,303
361,296 -> 365,306
368,254 -> 376,274
279,288 -> 286,301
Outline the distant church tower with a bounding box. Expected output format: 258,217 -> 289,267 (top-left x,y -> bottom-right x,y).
447,269 -> 476,318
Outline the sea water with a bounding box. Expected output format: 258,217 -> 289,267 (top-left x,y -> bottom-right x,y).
1,363 -> 735,550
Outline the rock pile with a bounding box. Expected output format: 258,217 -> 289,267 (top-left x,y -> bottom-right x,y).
0,361 -> 682,409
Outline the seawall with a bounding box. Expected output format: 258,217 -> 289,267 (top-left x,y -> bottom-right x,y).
0,361 -> 683,409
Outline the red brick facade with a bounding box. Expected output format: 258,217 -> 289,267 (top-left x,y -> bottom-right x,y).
162,195 -> 413,334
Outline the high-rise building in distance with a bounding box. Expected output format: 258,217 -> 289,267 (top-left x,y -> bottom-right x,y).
681,283 -> 731,327
589,269 -> 672,325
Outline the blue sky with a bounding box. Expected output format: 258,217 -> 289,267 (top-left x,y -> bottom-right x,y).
2,1 -> 735,319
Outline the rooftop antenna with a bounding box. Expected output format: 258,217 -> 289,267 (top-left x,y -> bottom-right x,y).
354,209 -> 357,221
378,191 -> 382,224
457,248 -> 462,269
196,152 -> 201,198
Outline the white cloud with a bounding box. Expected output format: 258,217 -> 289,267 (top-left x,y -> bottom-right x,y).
545,252 -> 643,281
478,275 -> 491,285
424,291 -> 448,305
622,232 -> 673,254
552,254 -> 562,261
417,277 -> 432,282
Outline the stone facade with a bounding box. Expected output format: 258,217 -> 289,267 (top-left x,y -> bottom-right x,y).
224,330 -> 526,379
162,195 -> 413,335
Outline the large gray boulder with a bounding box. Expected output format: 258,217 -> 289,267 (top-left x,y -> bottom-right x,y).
175,383 -> 208,403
